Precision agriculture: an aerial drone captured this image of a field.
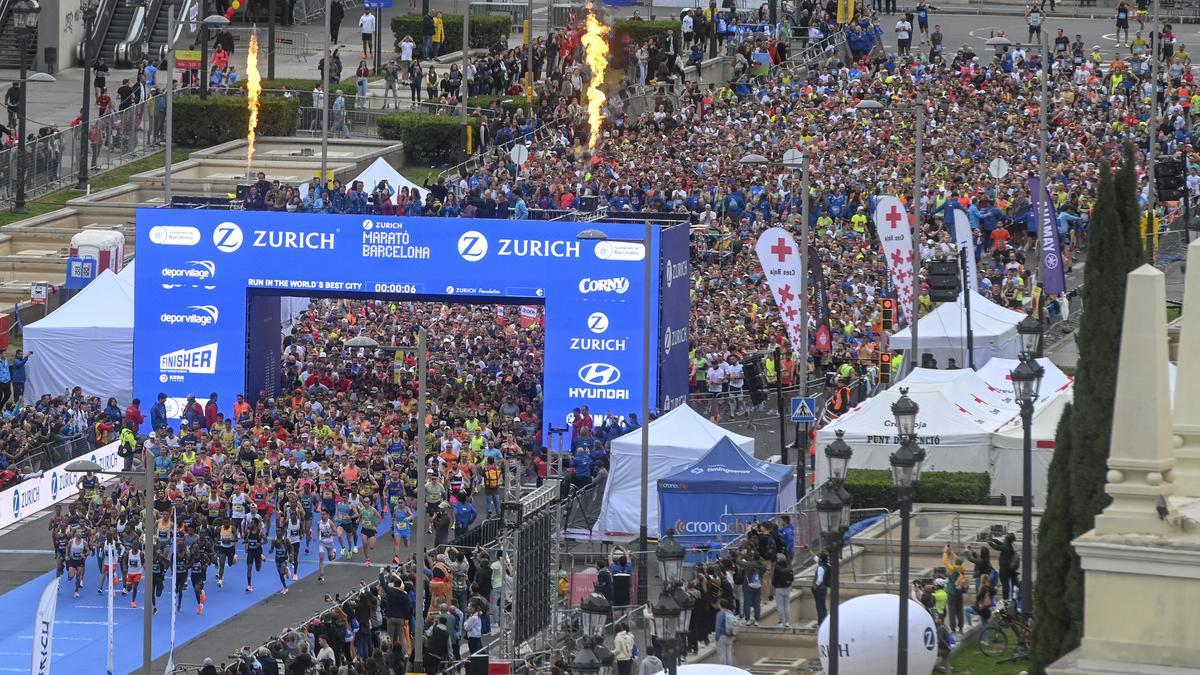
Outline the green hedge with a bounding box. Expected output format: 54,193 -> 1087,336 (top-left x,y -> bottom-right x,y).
612,19 -> 681,66
843,469 -> 991,512
466,94 -> 540,113
377,112 -> 480,164
173,96 -> 299,147
391,14 -> 511,54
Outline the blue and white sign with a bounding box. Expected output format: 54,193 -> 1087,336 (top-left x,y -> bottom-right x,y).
134,211 -> 688,441
363,0 -> 392,7
791,396 -> 818,423
65,257 -> 97,290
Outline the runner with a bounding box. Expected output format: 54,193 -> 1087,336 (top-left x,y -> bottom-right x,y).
244,518 -> 265,592
125,541 -> 144,609
284,507 -> 304,580
391,499 -> 413,564
359,496 -> 381,567
317,510 -> 337,583
1116,1 -> 1131,47
66,530 -> 88,598
189,544 -> 210,614
270,532 -> 292,595
215,518 -> 237,588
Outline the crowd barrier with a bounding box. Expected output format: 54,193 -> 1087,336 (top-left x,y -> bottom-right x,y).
0,440 -> 118,529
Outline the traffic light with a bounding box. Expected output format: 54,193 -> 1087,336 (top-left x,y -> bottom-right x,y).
879,352 -> 893,384
1156,157 -> 1186,202
881,298 -> 895,331
928,259 -> 961,303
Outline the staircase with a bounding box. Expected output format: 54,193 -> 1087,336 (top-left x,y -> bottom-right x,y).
0,0 -> 36,71
100,1 -> 140,65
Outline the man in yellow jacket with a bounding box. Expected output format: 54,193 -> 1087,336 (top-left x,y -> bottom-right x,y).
432,12 -> 445,58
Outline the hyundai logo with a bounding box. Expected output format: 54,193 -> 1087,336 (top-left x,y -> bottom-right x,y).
457,231 -> 488,262
213,222 -> 244,253
578,363 -> 621,386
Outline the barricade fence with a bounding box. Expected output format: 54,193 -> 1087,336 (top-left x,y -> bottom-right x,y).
9,433 -> 93,475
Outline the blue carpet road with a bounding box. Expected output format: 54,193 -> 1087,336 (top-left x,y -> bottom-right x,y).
0,533 -> 388,674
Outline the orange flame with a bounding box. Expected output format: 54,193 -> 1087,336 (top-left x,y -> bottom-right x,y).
580,4 -> 610,148
246,33 -> 262,170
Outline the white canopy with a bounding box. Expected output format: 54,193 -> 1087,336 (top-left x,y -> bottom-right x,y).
815,360 -> 1073,497
890,293 -> 1025,368
24,269 -> 133,404
596,405 -> 754,538
990,391 -> 1071,503
299,157 -> 424,201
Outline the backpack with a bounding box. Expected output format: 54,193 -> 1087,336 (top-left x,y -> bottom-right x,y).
484,466 -> 501,489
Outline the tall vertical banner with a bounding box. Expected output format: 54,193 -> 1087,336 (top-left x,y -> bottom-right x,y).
873,196 -> 915,323
950,208 -> 979,295
166,509 -> 178,675
754,227 -> 806,351
836,0 -> 851,23
659,223 -> 691,411
1027,176 -> 1067,296
30,576 -> 59,675
107,542 -> 115,675
808,246 -> 832,353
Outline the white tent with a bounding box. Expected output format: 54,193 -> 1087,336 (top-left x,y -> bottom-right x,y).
890,293 -> 1025,368
116,259 -> 135,294
24,269 -> 133,404
990,391 -> 1071,504
298,157 -> 424,201
596,405 -> 755,538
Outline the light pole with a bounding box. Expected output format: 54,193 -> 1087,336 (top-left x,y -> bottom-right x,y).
856,99 -> 924,376
889,389 -> 925,675
320,0 -> 333,184
10,0 -> 41,215
578,586 -> 614,675
67,456 -> 155,674
1010,321 -> 1044,625
656,531 -> 687,675
77,0 -> 98,190
578,226 -> 653,605
163,0 -> 179,204
740,149 -> 810,495
818,430 -> 853,675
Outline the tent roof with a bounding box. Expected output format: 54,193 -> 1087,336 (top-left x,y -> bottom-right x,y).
659,437 -> 790,492
116,259 -> 135,294
891,292 -> 1023,342
353,157 -> 424,199
609,405 -> 754,457
820,380 -> 999,444
26,269 -> 132,330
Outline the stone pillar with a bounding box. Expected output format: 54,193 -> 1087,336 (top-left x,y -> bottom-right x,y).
1171,238 -> 1200,498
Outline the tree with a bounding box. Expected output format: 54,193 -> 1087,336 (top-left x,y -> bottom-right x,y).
1031,152 -> 1142,673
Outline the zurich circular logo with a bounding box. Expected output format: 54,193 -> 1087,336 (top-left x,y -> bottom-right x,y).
445,285 -> 455,295
50,472 -> 58,499
213,221 -> 244,253
11,490 -> 19,517
457,231 -> 488,262
362,219 -> 374,231
587,312 -> 609,334
1045,252 -> 1059,270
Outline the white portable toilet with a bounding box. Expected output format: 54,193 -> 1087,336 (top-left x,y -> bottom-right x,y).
69,230 -> 126,274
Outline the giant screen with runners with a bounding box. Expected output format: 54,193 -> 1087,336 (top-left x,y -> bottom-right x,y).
134,212 -> 689,438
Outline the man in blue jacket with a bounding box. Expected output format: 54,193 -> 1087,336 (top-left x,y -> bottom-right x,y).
9,348 -> 28,404
150,392 -> 169,432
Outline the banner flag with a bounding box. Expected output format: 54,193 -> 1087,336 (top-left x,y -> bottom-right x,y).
754,227 -> 806,351
808,246 -> 832,353
107,542 -> 115,675
31,576 -> 59,675
1027,175 -> 1067,296
873,195 -> 916,323
951,208 -> 979,296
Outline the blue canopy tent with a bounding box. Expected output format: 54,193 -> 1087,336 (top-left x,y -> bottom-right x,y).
658,437 -> 796,551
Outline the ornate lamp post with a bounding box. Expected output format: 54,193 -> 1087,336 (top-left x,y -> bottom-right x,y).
10,0 -> 41,214
1011,352 -> 1043,625
890,388 -> 926,675
1017,311 -> 1044,359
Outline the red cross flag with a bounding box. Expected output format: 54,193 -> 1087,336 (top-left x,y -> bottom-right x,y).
754,226 -> 805,351
873,196 -> 915,323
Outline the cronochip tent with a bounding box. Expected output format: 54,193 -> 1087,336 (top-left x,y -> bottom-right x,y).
597,405 -> 754,538
658,437 -> 794,547
24,269 -> 133,404
889,292 -> 1025,368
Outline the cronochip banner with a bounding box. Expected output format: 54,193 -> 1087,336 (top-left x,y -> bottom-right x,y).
754,227 -> 806,351
135,212 -> 689,440
0,441 -> 120,529
874,196 -> 915,323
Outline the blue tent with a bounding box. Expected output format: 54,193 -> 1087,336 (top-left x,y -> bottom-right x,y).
658,437 -> 795,549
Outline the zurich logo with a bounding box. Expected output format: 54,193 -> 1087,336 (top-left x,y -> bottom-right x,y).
587,312 -> 609,334
213,222 -> 244,253
457,231 -> 488,262
11,490 -> 18,517
50,472 -> 58,499
578,363 -> 621,386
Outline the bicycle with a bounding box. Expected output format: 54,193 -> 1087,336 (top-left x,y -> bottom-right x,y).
978,601 -> 1032,658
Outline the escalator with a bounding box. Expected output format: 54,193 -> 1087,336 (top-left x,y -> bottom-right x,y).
103,0 -> 143,66
144,0 -> 200,64
0,0 -> 39,70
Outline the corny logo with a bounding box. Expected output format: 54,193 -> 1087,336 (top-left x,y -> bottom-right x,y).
160,305 -> 219,327
578,277 -> 631,294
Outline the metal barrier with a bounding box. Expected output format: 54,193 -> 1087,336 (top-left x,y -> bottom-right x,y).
227,27 -> 317,61
470,1 -> 529,33
8,434 -> 93,474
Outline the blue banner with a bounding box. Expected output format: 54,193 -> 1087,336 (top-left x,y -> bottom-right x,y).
659,224 -> 690,411
660,490 -> 776,550
134,211 -> 681,441
1027,175 -> 1067,296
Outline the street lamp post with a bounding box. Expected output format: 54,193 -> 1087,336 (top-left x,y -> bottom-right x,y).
740,150 -> 810,494
656,531 -> 686,675
1010,351 -> 1043,625
652,587 -> 682,675
578,226 -> 653,605
1017,311 -> 1044,360
10,0 -> 41,215
76,0 -> 98,190
818,429 -> 853,675
889,388 -> 925,675
66,456 -> 155,674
